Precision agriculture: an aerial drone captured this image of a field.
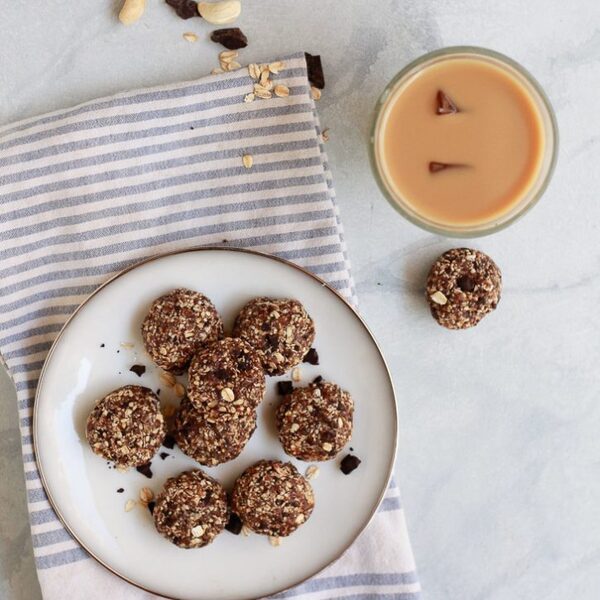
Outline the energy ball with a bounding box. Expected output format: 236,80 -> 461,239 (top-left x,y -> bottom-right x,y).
426,248 -> 502,330
231,460 -> 314,537
232,298 -> 315,376
174,397 -> 256,466
141,288 -> 224,373
154,469 -> 228,549
277,382 -> 353,462
187,338 -> 265,417
86,385 -> 165,467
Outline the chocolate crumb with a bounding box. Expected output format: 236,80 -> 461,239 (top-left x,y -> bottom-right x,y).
156,388 -> 161,396
159,452 -> 169,460
117,488 -> 124,493
165,0 -> 199,19
129,364 -> 146,377
305,53 -> 325,89
312,375 -> 323,384
100,343 -> 105,348
136,462 -> 153,479
147,501 -> 156,515
277,381 -> 294,396
225,512 -> 243,535
303,348 -> 319,365
210,27 -> 248,50
349,447 -> 354,451
340,454 -> 361,475
436,90 -> 459,115
162,434 -> 176,449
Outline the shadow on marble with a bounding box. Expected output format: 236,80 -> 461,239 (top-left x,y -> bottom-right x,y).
0,367 -> 42,600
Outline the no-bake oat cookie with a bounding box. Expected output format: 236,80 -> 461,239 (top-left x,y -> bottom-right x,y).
426,248 -> 502,329
174,397 -> 256,466
232,298 -> 315,376
231,460 -> 314,537
277,382 -> 353,462
141,288 -> 223,373
187,337 -> 265,417
86,385 -> 165,467
153,469 -> 229,548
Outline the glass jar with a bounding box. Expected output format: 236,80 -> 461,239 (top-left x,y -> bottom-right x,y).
369,46 -> 558,237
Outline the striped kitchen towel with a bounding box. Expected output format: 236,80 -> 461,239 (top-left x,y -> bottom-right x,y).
0,52 -> 420,599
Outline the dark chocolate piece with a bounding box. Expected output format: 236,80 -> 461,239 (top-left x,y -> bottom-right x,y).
117,488 -> 124,493
305,53 -> 325,89
429,162 -> 468,173
457,275 -> 476,292
436,90 -> 459,115
129,364 -> 146,377
225,512 -> 243,535
147,501 -> 156,515
312,375 -> 323,384
159,452 -> 169,460
162,434 -> 176,449
277,381 -> 294,396
165,0 -> 199,19
303,348 -> 319,365
340,454 -> 361,475
100,343 -> 105,348
210,28 -> 248,50
136,462 -> 153,479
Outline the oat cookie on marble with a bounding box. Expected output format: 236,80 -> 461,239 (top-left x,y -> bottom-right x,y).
86,385 -> 165,467
426,248 -> 502,330
153,469 -> 228,548
231,460 -> 314,537
141,288 -> 224,373
232,298 -> 315,376
276,381 -> 353,462
174,397 -> 256,466
187,337 -> 265,417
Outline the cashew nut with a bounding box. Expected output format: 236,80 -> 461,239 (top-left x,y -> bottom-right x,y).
119,0 -> 146,25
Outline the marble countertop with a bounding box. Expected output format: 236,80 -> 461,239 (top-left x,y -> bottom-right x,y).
2,1 -> 600,598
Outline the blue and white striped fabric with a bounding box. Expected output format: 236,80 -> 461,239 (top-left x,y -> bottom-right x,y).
0,52 -> 420,599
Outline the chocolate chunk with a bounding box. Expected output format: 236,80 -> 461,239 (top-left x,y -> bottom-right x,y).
147,501 -> 156,515
312,375 -> 323,384
429,162 -> 468,173
156,388 -> 161,396
303,348 -> 319,365
136,462 -> 153,479
277,381 -> 294,396
215,367 -> 232,380
305,53 -> 325,89
165,0 -> 199,19
100,343 -> 105,348
457,275 -> 476,292
436,90 -> 459,115
162,434 -> 176,449
340,454 -> 361,475
117,488 -> 124,493
210,28 -> 248,50
159,452 -> 169,460
129,364 -> 146,377
225,512 -> 243,535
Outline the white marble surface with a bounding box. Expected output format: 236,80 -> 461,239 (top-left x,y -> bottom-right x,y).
1,1 -> 600,598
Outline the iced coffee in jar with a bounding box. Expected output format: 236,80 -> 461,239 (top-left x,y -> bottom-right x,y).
370,47 -> 557,237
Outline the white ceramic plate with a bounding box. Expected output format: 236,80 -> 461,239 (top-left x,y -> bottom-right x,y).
34,248 -> 397,600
